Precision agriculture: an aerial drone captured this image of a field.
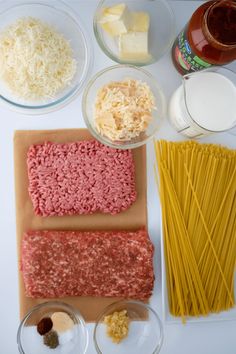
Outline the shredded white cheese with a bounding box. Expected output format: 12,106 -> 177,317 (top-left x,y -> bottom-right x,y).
95,79 -> 156,141
0,17 -> 77,100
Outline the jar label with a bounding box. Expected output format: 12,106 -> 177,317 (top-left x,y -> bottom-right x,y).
173,27 -> 212,72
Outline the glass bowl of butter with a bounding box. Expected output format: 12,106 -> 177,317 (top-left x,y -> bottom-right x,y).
93,0 -> 175,66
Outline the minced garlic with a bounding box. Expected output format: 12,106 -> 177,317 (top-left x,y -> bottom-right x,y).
104,310 -> 129,343
94,79 -> 156,141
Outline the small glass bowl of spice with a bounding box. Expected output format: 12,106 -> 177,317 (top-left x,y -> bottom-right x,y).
94,300 -> 163,354
17,301 -> 88,354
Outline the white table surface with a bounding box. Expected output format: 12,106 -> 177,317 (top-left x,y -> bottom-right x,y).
0,1 -> 235,353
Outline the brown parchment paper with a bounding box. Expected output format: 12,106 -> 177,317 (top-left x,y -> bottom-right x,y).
14,129 -> 147,322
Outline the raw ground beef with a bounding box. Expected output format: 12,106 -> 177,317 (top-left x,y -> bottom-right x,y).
21,229 -> 154,300
27,140 -> 136,216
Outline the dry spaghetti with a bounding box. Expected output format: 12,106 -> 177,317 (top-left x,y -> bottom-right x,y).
155,140 -> 236,322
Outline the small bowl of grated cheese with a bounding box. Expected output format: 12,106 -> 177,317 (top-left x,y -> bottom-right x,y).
82,64 -> 166,149
94,300 -> 163,354
0,0 -> 92,114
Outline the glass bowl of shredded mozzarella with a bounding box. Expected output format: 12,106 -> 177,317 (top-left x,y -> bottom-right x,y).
0,0 -> 92,114
82,64 -> 166,149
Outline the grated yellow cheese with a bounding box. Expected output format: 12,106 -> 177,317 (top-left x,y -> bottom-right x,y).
0,17 -> 77,100
94,79 -> 156,141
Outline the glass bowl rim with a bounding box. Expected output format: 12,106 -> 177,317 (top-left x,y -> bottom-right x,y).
17,300 -> 89,354
93,0 -> 176,67
82,64 -> 167,149
93,299 -> 164,354
0,0 -> 93,114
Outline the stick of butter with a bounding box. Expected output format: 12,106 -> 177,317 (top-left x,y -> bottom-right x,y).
118,11 -> 150,61
131,12 -> 150,32
99,3 -> 131,37
119,32 -> 150,60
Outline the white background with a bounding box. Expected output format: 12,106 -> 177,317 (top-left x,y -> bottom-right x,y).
0,1 -> 235,354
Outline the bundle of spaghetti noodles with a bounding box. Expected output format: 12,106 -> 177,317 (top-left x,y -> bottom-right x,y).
154,140 -> 236,323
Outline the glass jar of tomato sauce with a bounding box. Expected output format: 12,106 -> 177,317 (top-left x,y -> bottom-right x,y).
172,0 -> 236,75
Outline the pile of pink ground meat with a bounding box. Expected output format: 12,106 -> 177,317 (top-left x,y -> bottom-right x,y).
21,229 -> 155,300
27,140 -> 137,216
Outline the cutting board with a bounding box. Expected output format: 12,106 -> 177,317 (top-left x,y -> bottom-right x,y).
14,129 -> 147,322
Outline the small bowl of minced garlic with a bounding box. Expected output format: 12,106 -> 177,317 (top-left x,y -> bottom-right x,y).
93,0 -> 175,66
94,300 -> 163,354
17,301 -> 88,354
